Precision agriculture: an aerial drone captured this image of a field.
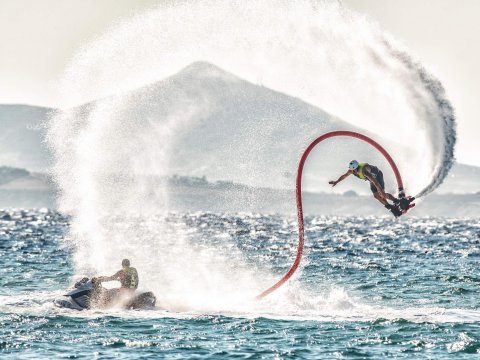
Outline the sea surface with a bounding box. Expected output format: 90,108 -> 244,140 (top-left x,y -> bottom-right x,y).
1,209 -> 479,359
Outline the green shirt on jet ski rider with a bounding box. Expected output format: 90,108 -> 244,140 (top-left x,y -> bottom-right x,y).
95,258 -> 139,291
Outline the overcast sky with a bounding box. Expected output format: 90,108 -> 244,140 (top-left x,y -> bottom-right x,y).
0,0 -> 478,166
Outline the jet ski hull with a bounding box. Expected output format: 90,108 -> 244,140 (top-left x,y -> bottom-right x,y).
54,278 -> 156,311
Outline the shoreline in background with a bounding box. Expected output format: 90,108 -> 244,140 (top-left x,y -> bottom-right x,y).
0,173 -> 478,217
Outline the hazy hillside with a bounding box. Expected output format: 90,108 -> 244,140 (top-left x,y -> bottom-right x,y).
0,170 -> 478,217
0,104 -> 53,171
77,61 -> 475,195
165,175 -> 480,218
0,166 -> 55,208
67,61 -> 413,194
0,62 -> 478,199
0,166 -> 29,185
437,163 -> 480,194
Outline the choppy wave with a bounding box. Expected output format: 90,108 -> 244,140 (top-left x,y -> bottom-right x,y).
1,210 -> 479,357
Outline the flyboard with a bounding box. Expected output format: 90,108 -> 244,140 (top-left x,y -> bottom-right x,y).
256,130 -> 415,299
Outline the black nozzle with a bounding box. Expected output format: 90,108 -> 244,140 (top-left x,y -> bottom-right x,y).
398,197 -> 415,211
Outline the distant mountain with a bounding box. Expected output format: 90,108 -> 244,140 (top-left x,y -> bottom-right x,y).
162,175 -> 480,218
67,61 -> 405,193
0,104 -> 53,171
0,166 -> 29,185
0,166 -> 55,208
0,62 -> 479,198
77,61 -> 477,195
437,163 -> 480,194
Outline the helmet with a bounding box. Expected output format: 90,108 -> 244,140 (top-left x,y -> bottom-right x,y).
122,259 -> 130,267
348,160 -> 359,170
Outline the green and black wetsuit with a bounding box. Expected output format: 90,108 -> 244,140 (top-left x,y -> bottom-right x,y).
353,163 -> 385,193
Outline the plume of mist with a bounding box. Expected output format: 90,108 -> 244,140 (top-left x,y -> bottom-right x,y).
47,0 -> 455,310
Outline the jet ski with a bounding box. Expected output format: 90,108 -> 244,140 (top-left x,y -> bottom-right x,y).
54,277 -> 156,310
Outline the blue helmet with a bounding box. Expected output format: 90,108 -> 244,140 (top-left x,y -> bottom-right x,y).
348,160 -> 359,170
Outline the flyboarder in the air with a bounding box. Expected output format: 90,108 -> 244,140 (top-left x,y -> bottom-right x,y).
329,160 -> 404,217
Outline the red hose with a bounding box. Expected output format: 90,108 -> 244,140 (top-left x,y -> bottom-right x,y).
256,130 -> 404,299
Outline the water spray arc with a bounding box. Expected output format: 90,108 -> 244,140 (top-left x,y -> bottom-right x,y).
47,0 -> 456,307
256,130 -> 411,299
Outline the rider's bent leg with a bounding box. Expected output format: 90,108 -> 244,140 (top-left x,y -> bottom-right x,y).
384,192 -> 399,202
373,191 -> 388,206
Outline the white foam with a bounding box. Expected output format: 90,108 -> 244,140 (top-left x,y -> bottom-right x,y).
47,0 -> 456,311
1,286 -> 478,324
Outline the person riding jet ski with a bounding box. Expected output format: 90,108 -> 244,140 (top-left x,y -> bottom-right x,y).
54,259 -> 156,310
94,258 -> 139,295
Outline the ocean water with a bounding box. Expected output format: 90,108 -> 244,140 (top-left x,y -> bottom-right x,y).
1,209 -> 479,359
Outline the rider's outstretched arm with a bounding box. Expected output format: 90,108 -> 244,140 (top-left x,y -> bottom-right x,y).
329,170 -> 352,187
96,271 -> 121,283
